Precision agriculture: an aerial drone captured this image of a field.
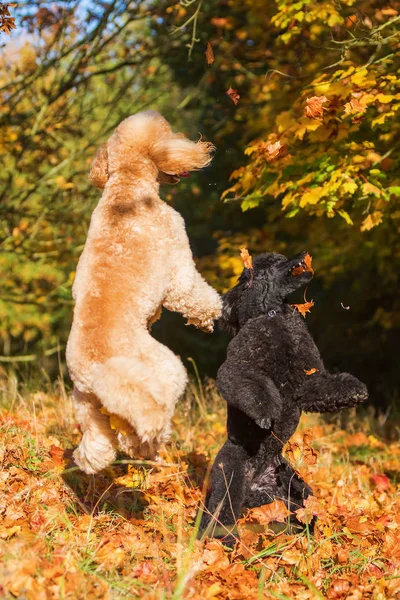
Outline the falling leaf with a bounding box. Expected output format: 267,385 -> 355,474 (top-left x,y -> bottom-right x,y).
291,300 -> 314,317
304,253 -> 314,273
240,247 -> 253,270
226,87 -> 240,105
290,253 -> 314,276
211,17 -> 229,28
370,473 -> 390,492
304,368 -> 319,376
305,95 -> 328,119
205,42 -> 215,65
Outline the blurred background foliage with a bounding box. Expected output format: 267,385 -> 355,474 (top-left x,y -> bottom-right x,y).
0,0 -> 399,411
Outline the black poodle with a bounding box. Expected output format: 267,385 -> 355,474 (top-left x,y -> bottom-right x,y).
201,251 -> 368,543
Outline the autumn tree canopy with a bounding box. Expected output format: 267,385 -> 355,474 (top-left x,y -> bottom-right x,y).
1,0 -> 399,407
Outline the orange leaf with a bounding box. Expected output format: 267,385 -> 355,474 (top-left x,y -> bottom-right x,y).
205,42 -> 215,65
344,97 -> 367,116
290,253 -> 314,276
305,95 -> 328,119
304,368 -> 319,376
249,500 -> 291,525
291,301 -> 314,317
240,247 -> 253,270
226,87 -> 240,105
49,445 -> 65,466
370,473 -> 390,492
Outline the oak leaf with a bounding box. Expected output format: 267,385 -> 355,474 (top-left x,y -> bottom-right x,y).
240,247 -> 253,270
291,301 -> 314,317
360,211 -> 383,232
226,87 -> 240,105
304,368 -> 319,376
205,42 -> 214,65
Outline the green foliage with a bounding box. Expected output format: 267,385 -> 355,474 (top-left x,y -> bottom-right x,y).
0,0 -> 183,359
1,0 -> 399,407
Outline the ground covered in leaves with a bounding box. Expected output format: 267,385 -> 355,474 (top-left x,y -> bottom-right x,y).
0,380 -> 400,599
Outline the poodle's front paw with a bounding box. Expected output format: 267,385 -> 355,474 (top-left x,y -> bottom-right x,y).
337,374 -> 368,407
187,317 -> 214,333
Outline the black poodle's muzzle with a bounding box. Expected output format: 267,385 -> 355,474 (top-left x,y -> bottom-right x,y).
287,251 -> 314,278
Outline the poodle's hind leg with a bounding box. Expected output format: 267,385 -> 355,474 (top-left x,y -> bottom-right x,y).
200,439 -> 250,546
73,388 -> 117,474
247,454 -> 312,514
92,333 -> 188,448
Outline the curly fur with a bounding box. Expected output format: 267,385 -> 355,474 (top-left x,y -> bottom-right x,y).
66,110 -> 222,474
200,251 -> 368,544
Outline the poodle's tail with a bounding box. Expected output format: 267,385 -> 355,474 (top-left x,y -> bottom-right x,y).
91,347 -> 188,446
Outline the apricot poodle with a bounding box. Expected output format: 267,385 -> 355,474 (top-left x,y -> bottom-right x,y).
66,111 -> 221,474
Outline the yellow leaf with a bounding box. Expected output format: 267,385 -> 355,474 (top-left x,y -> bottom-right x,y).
362,182 -> 382,196
299,187 -> 323,207
0,525 -> 21,539
205,583 -> 224,599
340,180 -> 358,195
351,69 -> 368,85
360,211 -> 383,232
337,209 -> 354,225
376,93 -> 394,104
100,407 -> 131,435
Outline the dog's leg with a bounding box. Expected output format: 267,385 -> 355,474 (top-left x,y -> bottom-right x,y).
73,388 -> 117,474
217,365 -> 282,429
91,333 -> 188,448
247,453 -> 312,510
296,372 -> 368,413
163,211 -> 222,333
200,439 -> 250,546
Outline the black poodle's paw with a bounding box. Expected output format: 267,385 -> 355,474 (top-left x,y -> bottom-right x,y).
336,374 -> 368,407
255,416 -> 272,430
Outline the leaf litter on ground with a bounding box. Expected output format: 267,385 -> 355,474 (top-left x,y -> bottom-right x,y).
0,381 -> 399,599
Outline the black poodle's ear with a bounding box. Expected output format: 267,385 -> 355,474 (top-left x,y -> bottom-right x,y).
218,269 -> 251,336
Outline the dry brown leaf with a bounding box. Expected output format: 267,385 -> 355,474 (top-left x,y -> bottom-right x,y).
305,95 -> 328,119
263,140 -> 282,161
240,247 -> 253,270
291,300 -> 314,317
226,87 -> 240,105
205,42 -> 215,65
